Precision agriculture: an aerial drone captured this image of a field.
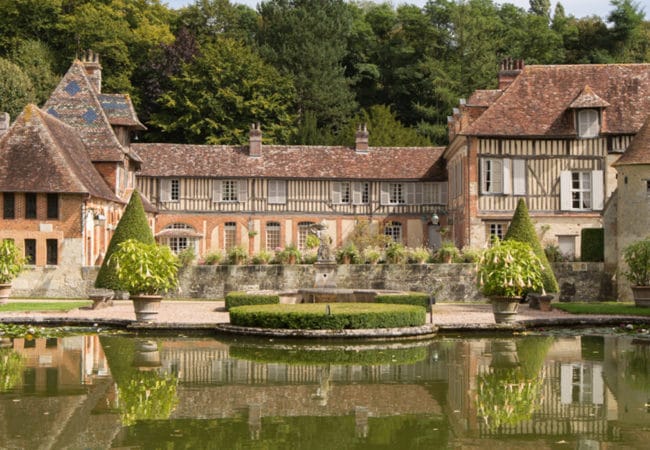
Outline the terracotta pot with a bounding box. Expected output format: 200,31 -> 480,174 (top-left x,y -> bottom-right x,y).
131,294 -> 163,322
631,286 -> 650,308
490,296 -> 521,324
0,283 -> 11,305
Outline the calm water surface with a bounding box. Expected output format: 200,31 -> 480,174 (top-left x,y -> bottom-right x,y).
0,331 -> 649,449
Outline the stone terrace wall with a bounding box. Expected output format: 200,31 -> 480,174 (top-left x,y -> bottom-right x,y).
11,263 -> 613,302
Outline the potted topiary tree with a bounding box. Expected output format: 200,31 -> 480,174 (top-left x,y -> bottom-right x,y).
622,237 -> 650,307
504,199 -> 559,311
0,240 -> 26,304
109,239 -> 179,322
477,238 -> 544,323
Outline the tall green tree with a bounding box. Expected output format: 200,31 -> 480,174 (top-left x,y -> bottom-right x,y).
529,0 -> 551,19
0,57 -> 35,118
95,191 -> 155,291
10,40 -> 58,105
258,0 -> 357,138
151,37 -> 297,144
607,0 -> 646,61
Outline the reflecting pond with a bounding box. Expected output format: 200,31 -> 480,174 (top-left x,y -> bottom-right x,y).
0,330 -> 649,449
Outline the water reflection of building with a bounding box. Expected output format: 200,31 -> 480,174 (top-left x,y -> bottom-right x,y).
0,335 -> 118,449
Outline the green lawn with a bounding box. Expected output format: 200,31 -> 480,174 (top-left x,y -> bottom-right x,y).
553,302 -> 650,316
0,301 -> 91,312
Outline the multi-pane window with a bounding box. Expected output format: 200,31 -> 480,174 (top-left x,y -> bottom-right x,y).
224,222 -> 236,250
25,193 -> 37,219
170,179 -> 180,201
24,238 -> 36,264
332,182 -> 351,204
571,172 -> 592,210
577,109 -> 599,138
162,224 -> 197,254
266,222 -> 281,251
3,192 -> 14,219
46,239 -> 58,265
487,223 -> 508,242
482,159 -> 503,194
384,221 -> 402,243
298,221 -> 315,251
268,180 -> 287,204
361,182 -> 369,204
168,237 -> 189,254
222,180 -> 238,202
47,194 -> 58,219
389,183 -> 405,204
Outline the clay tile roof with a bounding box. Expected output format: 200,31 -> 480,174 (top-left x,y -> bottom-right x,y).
463,64 -> 650,137
99,94 -> 146,130
0,105 -> 121,202
569,85 -> 610,109
133,144 -> 446,181
613,116 -> 650,166
43,61 -> 126,162
467,89 -> 502,107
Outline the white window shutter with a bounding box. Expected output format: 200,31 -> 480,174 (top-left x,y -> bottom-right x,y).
238,180 -> 248,203
352,182 -> 363,204
591,170 -> 604,210
212,180 -> 222,202
160,179 -> 171,202
380,183 -> 390,205
560,171 -> 572,211
331,182 -> 342,204
579,109 -> 599,137
268,180 -> 278,204
440,182 -> 448,205
560,364 -> 573,404
480,159 -> 487,194
502,158 -> 512,195
513,159 -> 526,195
278,180 -> 287,204
405,183 -> 416,204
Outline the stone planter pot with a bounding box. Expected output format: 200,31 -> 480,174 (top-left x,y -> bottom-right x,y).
489,296 -> 521,324
528,293 -> 554,311
0,283 -> 12,305
631,286 -> 650,308
131,294 -> 163,322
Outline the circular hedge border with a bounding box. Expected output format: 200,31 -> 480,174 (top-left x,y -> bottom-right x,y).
228,303 -> 426,330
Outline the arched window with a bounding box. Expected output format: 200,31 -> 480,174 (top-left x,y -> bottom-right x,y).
297,221 -> 315,250
266,222 -> 281,251
384,221 -> 402,243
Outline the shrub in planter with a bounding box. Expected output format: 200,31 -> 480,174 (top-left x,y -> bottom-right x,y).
385,242 -> 406,264
202,251 -> 223,265
434,241 -> 460,263
362,246 -> 383,264
407,247 -> 431,264
276,244 -> 301,264
0,239 -> 26,303
622,237 -> 650,306
375,292 -> 429,309
460,246 -> 481,263
177,247 -> 196,268
226,245 -> 248,265
336,243 -> 360,264
224,291 -> 280,310
251,250 -> 273,265
95,191 -> 155,291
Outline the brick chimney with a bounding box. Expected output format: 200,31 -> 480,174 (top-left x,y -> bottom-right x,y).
81,49 -> 102,93
355,124 -> 369,153
249,123 -> 262,157
0,112 -> 9,137
498,58 -> 524,90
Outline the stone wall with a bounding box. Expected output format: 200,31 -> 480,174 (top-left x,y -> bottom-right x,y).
10,262 -> 612,302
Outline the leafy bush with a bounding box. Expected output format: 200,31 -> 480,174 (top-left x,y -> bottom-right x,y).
504,199 -> 559,293
407,247 -> 430,264
385,242 -> 406,264
336,243 -> 360,264
226,245 -> 248,265
362,246 -> 383,264
581,228 -> 604,262
0,239 -> 26,283
433,241 -> 460,263
251,250 -> 273,265
275,244 -> 301,264
375,292 -> 430,309
622,237 -> 650,286
202,251 -> 223,265
95,191 -> 155,290
177,247 -> 196,268
0,348 -> 23,391
346,218 -> 391,251
305,233 -> 320,249
544,244 -> 565,262
460,246 -> 481,263
118,370 -> 178,426
229,303 -> 425,329
302,250 -> 318,264
224,291 -> 280,310
477,238 -> 544,298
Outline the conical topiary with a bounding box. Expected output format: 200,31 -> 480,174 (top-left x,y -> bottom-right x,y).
504,199 -> 559,294
95,190 -> 155,290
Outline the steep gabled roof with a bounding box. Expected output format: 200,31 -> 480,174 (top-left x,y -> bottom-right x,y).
463,64 -> 650,137
569,85 -> 610,109
0,104 -> 121,202
466,89 -> 503,107
133,144 -> 446,181
98,94 -> 146,130
613,116 -> 650,166
43,61 -> 126,162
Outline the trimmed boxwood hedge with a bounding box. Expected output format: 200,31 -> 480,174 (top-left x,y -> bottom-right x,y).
375,292 -> 429,309
229,344 -> 427,365
228,303 -> 425,330
225,292 -> 280,310
581,228 -> 604,262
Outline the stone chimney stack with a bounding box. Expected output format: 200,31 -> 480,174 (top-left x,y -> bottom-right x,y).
0,112 -> 9,137
81,49 -> 102,93
249,123 -> 262,157
498,58 -> 524,90
355,124 -> 369,153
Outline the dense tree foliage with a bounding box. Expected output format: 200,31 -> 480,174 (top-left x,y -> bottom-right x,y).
0,0 -> 647,145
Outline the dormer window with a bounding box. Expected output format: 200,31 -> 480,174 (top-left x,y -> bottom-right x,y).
577,109 -> 599,138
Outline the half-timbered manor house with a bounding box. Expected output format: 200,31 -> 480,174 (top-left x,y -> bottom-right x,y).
445,59 -> 650,259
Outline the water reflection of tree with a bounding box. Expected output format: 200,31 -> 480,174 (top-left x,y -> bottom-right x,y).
476,337 -> 553,430
625,339 -> 650,390
0,347 -> 23,392
118,369 -> 179,426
